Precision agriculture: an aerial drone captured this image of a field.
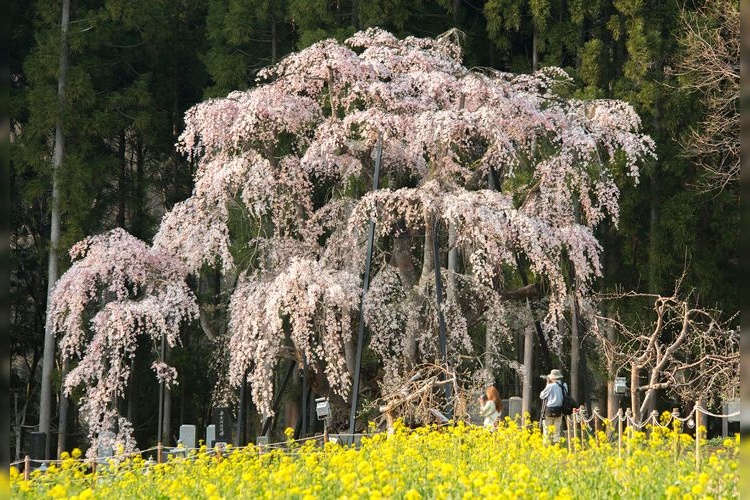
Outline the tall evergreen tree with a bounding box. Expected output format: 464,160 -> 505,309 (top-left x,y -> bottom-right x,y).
37,0 -> 70,458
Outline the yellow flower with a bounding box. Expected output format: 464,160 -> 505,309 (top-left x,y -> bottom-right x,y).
404,489 -> 422,500
439,462 -> 454,475
206,483 -> 219,497
47,484 -> 67,498
71,447 -> 82,458
554,487 -> 573,500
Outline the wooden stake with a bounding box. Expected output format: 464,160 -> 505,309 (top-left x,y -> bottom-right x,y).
695,403 -> 702,470
617,408 -> 623,458
579,407 -> 586,450
593,407 -> 600,446
672,408 -> 680,464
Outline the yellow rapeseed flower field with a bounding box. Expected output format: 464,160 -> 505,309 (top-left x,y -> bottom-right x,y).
9,420 -> 740,499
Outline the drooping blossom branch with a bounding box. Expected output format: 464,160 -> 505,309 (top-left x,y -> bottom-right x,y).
227,258 -> 360,417
49,229 -> 198,457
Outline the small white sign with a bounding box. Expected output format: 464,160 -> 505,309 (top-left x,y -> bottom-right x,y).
723,399 -> 739,423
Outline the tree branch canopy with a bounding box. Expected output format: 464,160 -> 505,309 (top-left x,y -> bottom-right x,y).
50,29 -> 656,453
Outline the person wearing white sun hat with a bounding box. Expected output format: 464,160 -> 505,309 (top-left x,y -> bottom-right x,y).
539,369 -> 567,444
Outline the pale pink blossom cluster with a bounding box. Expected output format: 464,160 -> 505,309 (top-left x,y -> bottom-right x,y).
153,197 -> 234,274
228,258 -> 360,416
363,267 -> 408,379
151,361 -> 179,389
50,229 -> 198,455
177,88 -> 321,158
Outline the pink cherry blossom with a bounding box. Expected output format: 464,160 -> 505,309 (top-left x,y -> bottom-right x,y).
51,29 -> 655,441
50,228 -> 198,455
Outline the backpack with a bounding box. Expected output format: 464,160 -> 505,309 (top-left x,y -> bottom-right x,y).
557,382 -> 577,416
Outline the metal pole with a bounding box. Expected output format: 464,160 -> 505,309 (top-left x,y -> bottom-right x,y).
113,388 -> 119,436
157,334 -> 165,445
432,216 -> 451,416
235,370 -> 247,446
348,134 -> 382,436
649,410 -> 658,439
625,408 -> 632,456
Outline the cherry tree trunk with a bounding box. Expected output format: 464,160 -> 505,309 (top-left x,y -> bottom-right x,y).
162,385 -> 172,445
630,363 -> 641,421
522,324 -> 534,423
392,233 -> 419,364
640,363 -> 662,418
419,221 -> 435,293
447,224 -> 458,301
39,0 -> 70,452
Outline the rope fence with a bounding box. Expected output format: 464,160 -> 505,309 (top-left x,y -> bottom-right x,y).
554,403 -> 740,468
10,404 -> 738,481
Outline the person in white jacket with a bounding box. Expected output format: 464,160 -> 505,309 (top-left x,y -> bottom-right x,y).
478,386 -> 503,427
539,369 -> 567,444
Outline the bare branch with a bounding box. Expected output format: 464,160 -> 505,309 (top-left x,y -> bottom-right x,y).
594,286 -> 739,416
671,0 -> 739,189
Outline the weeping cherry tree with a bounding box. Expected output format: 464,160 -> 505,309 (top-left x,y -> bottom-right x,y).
49,28 -> 655,453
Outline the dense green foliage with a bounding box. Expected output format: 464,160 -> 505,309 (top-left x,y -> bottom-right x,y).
10,0 -> 738,459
